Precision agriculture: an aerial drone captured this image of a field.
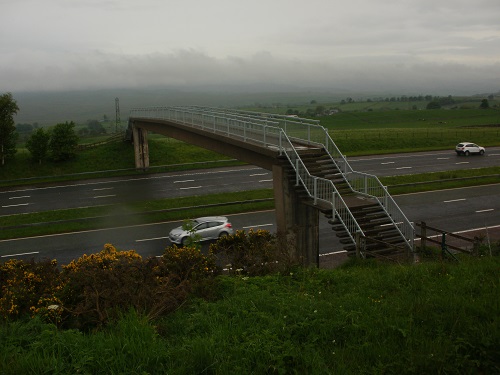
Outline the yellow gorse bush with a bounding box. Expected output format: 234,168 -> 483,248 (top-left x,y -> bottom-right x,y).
0,258 -> 61,320
162,244 -> 217,281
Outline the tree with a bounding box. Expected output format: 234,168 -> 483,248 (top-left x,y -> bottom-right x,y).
426,101 -> 441,110
479,99 -> 489,109
49,121 -> 79,161
86,119 -> 106,135
315,105 -> 325,115
26,128 -> 50,164
0,92 -> 19,165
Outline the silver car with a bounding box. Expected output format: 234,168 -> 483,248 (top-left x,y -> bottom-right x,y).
168,216 -> 234,245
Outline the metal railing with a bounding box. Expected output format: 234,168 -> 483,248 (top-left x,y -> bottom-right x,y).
129,106 -> 414,251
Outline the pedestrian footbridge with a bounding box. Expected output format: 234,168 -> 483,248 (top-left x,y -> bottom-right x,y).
128,106 -> 414,265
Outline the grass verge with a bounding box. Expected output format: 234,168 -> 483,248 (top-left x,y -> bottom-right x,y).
0,190 -> 275,240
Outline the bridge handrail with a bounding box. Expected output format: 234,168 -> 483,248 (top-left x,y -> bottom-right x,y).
129,106 -> 414,250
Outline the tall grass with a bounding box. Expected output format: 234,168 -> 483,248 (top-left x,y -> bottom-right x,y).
1,257 -> 498,374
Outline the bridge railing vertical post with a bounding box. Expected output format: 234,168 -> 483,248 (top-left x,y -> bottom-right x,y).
313,177 -> 318,205
295,159 -> 300,186
279,131 -> 283,155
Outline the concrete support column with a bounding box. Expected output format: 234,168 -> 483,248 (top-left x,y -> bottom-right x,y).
272,164 -> 319,267
132,125 -> 149,170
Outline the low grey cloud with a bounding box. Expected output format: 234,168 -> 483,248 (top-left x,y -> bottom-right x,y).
1,0 -> 499,94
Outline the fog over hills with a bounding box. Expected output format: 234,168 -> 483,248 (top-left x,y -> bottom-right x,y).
11,86 -> 370,125
12,85 -> 498,126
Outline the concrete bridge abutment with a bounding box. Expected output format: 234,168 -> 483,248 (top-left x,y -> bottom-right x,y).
272,164 -> 320,267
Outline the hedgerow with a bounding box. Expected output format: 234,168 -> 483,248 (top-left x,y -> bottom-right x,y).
1,230 -> 293,330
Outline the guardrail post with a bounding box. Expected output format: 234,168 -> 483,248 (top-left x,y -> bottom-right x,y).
420,221 -> 427,251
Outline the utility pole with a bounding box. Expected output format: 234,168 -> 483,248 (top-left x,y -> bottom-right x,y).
115,97 -> 121,133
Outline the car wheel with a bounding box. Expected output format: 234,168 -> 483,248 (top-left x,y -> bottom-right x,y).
464,150 -> 470,156
218,232 -> 228,239
181,237 -> 189,246
480,150 -> 485,155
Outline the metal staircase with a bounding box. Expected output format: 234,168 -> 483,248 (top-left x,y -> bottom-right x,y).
129,106 -> 415,259
281,146 -> 413,259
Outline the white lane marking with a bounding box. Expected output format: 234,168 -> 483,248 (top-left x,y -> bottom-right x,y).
1,251 -> 39,258
0,167 -> 262,194
93,195 -> 116,199
9,195 -> 30,199
443,198 -> 466,203
136,236 -> 169,242
396,167 -> 412,170
93,187 -> 114,191
381,162 -> 395,165
174,179 -> 195,183
437,157 -> 450,160
250,173 -> 269,176
456,162 -> 469,165
476,209 -> 494,213
320,250 -> 348,256
259,179 -> 273,183
179,186 -> 202,190
2,203 -> 30,208
488,153 -> 500,156
242,223 -> 274,229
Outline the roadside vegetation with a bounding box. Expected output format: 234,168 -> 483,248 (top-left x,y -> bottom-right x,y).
1,242 -> 498,374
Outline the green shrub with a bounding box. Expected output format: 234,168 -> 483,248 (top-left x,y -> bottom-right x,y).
209,229 -> 300,276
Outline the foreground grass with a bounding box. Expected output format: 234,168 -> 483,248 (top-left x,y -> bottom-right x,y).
1,257 -> 498,374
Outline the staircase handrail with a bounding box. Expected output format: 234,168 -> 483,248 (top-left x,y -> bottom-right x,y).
277,131 -> 364,244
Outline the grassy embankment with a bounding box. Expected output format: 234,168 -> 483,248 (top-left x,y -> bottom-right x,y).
1,257 -> 498,374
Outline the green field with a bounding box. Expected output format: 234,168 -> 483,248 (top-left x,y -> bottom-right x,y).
4,105 -> 500,184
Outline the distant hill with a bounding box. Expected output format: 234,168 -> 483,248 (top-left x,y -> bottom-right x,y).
12,87 -> 352,126
12,87 -> 499,126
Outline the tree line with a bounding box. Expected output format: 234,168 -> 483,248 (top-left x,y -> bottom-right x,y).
0,92 -> 79,166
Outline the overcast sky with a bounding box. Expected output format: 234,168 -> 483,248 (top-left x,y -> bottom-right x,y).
1,0 -> 499,95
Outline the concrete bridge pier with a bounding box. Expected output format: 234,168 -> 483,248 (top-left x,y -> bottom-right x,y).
272,164 -> 320,267
133,125 -> 149,170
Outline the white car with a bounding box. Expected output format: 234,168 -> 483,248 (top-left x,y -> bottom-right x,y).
169,216 -> 234,245
455,142 -> 485,156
